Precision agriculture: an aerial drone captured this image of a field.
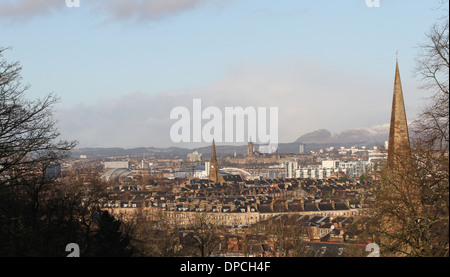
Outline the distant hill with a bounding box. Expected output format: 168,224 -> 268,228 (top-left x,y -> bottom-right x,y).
295,127 -> 389,147
71,147 -> 192,158
295,129 -> 332,143
71,126 -> 389,158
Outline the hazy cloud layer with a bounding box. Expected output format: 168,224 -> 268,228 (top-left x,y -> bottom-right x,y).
0,0 -> 229,22
0,0 -> 62,20
55,59 -> 402,149
93,0 -> 221,22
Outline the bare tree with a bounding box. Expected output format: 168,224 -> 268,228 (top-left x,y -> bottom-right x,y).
367,3 -> 449,256
0,46 -> 79,256
414,0 -> 449,151
124,208 -> 183,257
0,47 -> 76,187
184,212 -> 228,257
251,214 -> 309,257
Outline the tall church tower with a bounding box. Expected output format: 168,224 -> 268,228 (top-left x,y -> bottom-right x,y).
209,139 -> 221,183
387,53 -> 411,168
248,141 -> 254,157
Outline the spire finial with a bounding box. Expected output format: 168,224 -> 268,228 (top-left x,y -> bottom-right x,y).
396,49 -> 399,61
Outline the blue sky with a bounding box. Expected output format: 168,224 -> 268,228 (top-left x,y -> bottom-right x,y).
0,0 -> 446,148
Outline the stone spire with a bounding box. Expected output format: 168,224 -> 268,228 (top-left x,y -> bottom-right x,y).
248,141 -> 254,157
209,139 -> 220,183
387,54 -> 411,167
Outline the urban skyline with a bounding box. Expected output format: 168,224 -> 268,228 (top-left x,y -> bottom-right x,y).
0,0 -> 448,261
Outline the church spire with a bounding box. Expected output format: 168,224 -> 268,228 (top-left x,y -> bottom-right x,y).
209,139 -> 221,183
387,53 -> 411,167
211,139 -> 217,161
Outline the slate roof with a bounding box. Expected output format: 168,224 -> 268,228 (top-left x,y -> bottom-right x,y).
257,204 -> 273,213
288,204 -> 304,212
318,203 -> 334,211
222,206 -> 232,213
223,175 -> 243,182
304,203 -> 319,211
273,204 -> 289,213
334,202 -> 350,210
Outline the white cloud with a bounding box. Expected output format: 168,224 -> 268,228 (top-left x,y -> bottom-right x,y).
0,0 -> 62,20
55,58 -> 404,149
94,0 -> 210,22
0,0 -> 230,22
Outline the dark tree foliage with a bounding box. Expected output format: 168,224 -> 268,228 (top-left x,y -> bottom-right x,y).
0,47 -> 133,257
84,211 -> 134,257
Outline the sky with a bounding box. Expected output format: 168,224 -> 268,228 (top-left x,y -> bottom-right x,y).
0,0 -> 447,149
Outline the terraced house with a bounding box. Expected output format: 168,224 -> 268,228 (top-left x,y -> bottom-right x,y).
102,177 -> 365,228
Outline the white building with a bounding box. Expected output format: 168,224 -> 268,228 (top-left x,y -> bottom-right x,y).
296,160 -> 368,179
186,151 -> 202,163
104,161 -> 130,169
368,152 -> 388,171
368,152 -> 388,163
285,161 -> 298,178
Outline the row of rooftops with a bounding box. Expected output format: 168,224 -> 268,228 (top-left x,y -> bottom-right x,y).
100,176 -> 366,214
102,198 -> 362,213
108,176 -> 367,192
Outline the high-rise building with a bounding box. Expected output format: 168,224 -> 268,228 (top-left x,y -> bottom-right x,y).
387,55 -> 411,168
299,144 -> 305,154
286,161 -> 298,178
